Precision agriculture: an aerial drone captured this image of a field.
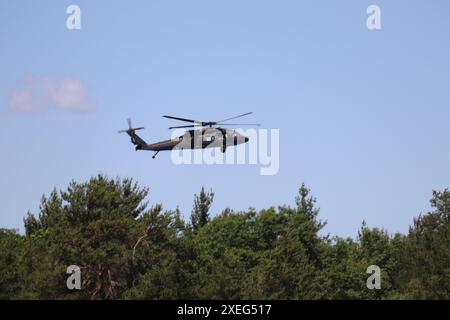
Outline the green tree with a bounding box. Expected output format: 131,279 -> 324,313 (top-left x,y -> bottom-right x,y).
191,187 -> 214,232
22,175 -> 149,299
0,229 -> 25,299
397,189 -> 450,299
321,236 -> 365,299
124,206 -> 198,299
243,184 -> 328,299
193,210 -> 259,299
1,175 -> 449,300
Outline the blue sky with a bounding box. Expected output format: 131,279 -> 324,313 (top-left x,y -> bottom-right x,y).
1,0 -> 449,237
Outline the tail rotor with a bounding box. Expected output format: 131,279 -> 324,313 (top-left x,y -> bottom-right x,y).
118,118 -> 144,134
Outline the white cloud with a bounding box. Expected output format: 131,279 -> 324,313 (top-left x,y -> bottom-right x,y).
8,90 -> 40,113
7,77 -> 95,113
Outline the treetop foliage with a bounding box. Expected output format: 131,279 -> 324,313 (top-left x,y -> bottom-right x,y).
0,175 -> 448,299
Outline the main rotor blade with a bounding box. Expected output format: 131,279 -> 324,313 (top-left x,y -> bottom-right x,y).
127,118 -> 132,129
219,123 -> 260,126
168,123 -> 260,129
168,125 -> 198,129
163,115 -> 198,123
217,112 -> 253,124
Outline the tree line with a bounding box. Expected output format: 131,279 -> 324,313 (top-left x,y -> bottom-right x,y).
0,175 -> 449,299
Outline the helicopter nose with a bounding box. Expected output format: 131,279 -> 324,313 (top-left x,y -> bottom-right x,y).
244,137 -> 249,143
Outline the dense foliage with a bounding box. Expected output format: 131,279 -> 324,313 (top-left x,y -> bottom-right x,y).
0,175 -> 448,299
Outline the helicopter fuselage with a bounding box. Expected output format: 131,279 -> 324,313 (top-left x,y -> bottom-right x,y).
135,127 -> 249,153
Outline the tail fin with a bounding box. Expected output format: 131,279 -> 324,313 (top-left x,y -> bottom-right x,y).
118,118 -> 148,147
130,131 -> 147,146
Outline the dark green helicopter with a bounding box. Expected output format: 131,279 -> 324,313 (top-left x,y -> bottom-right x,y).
119,112 -> 260,158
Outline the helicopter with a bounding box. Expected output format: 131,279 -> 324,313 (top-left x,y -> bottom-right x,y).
118,112 -> 260,158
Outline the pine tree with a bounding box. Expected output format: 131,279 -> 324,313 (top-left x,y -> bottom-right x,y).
191,187 -> 214,232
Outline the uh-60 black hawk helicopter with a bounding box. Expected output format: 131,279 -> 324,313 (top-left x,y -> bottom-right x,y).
119,112 -> 260,158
